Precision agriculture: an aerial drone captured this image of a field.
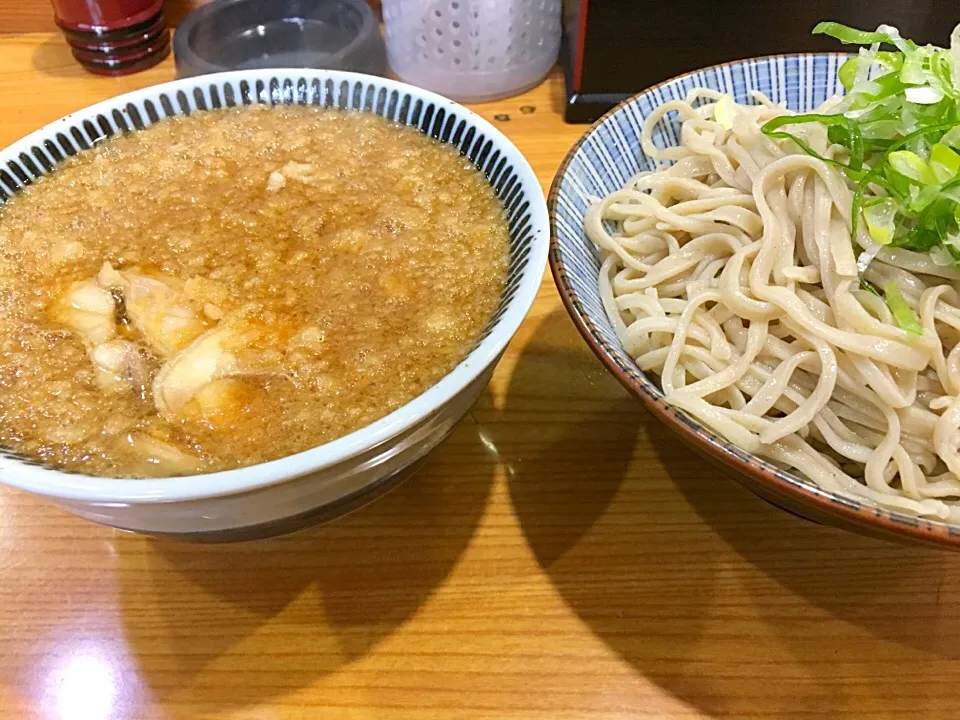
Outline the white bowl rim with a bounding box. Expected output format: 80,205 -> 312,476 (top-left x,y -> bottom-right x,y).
0,67 -> 549,504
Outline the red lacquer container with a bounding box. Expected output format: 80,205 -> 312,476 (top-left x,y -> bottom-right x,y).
49,0 -> 171,76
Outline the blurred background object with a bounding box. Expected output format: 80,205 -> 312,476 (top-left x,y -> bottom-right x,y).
173,0 -> 386,77
382,0 -> 561,102
48,0 -> 170,75
14,1 -> 380,32
562,0 -> 960,123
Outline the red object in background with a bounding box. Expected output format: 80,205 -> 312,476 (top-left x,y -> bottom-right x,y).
49,0 -> 170,76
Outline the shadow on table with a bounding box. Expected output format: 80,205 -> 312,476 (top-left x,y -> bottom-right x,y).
115,407 -> 496,713
651,443 -> 960,716
504,309 -> 960,719
31,35 -> 89,80
661,448 -> 960,658
492,309 -> 647,565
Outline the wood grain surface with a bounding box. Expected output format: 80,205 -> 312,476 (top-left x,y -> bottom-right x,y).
0,0 -> 382,33
1,31 -> 960,720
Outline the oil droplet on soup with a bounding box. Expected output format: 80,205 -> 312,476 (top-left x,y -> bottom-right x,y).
0,106 -> 509,477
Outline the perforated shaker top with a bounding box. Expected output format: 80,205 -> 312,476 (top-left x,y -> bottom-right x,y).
383,0 -> 561,102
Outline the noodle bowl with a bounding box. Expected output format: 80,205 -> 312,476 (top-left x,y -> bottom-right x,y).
585,88 -> 960,522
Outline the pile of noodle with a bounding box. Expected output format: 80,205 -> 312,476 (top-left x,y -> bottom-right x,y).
586,89 -> 960,520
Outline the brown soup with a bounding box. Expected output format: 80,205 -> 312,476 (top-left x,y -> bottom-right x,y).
0,105 -> 509,477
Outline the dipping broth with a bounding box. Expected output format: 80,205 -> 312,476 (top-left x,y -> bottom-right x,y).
0,105 -> 509,477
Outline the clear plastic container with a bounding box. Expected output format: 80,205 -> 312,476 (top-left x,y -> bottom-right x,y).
383,0 -> 561,102
173,0 -> 386,78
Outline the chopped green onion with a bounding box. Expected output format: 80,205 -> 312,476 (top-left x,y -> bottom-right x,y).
931,143 -> 960,182
849,166 -> 885,246
888,150 -> 938,184
860,277 -> 883,296
951,24 -> 960,94
839,57 -> 859,91
899,46 -> 930,84
860,73 -> 908,103
905,86 -> 945,104
874,51 -> 904,71
883,281 -> 924,334
714,95 -> 735,130
888,121 -> 960,152
763,22 -> 960,269
930,51 -> 960,99
942,126 -> 960,150
761,113 -> 866,174
863,199 -> 897,243
812,22 -> 900,47
907,184 -> 942,214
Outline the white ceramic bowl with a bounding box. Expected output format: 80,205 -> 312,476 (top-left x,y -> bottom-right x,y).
0,69 -> 548,541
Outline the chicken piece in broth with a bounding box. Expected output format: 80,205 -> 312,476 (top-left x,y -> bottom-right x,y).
153,325 -> 242,419
51,262 -> 289,432
117,432 -> 205,477
90,339 -> 148,395
97,263 -> 209,357
152,322 -> 289,427
47,280 -> 148,394
48,280 -> 117,347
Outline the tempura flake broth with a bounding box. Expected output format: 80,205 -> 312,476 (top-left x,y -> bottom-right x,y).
0,105 -> 509,478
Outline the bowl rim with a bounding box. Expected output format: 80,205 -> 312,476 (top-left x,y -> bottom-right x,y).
548,51 -> 960,548
0,67 -> 549,504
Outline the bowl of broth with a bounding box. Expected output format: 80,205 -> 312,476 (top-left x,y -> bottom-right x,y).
0,69 -> 547,540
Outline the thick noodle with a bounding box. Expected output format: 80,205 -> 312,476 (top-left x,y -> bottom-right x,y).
586,90 -> 960,521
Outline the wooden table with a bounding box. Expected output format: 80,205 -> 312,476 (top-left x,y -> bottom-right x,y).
1,32 -> 960,720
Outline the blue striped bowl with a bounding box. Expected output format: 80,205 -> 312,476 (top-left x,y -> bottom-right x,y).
0,69 -> 549,540
549,54 -> 960,549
